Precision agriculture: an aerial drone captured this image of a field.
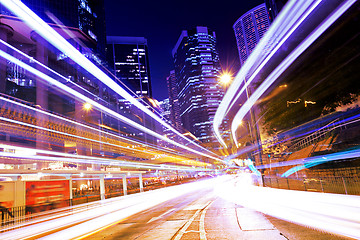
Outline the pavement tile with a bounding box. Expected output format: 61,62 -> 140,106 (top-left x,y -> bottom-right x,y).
236,208 -> 276,231
137,220 -> 186,240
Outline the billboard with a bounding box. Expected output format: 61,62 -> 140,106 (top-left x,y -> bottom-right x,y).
26,180 -> 70,213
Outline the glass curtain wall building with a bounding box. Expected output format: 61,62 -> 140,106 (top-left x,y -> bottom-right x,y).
0,0 -> 107,104
233,3 -> 270,67
172,26 -> 223,144
106,36 -> 155,145
106,36 -> 152,98
265,0 -> 288,23
166,70 -> 181,131
0,0 -> 107,58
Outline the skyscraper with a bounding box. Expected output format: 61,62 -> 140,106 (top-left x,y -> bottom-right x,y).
265,0 -> 288,23
0,0 -> 108,113
0,0 -> 110,164
0,0 -> 107,58
233,3 -> 270,66
166,70 -> 181,131
106,36 -> 152,98
172,26 -> 223,144
233,4 -> 270,165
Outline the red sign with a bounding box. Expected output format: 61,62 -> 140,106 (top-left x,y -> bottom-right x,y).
26,180 -> 69,210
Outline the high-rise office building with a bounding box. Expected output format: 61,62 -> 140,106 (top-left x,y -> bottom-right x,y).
0,0 -> 107,58
0,0 -> 107,100
233,3 -> 270,66
172,26 -> 223,143
265,0 -> 288,23
0,0 -> 108,112
106,36 -> 152,98
166,70 -> 181,131
106,36 -> 155,145
0,0 -> 111,164
232,4 -> 270,164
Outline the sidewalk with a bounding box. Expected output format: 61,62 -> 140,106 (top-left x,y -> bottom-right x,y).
204,198 -> 286,240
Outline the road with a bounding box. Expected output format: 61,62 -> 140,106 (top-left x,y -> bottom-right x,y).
84,177 -> 349,240
0,175 -> 354,240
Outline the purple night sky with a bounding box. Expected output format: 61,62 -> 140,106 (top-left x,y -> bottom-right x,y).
105,0 -> 264,100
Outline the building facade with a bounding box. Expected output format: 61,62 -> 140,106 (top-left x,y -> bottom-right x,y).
166,70 -> 181,131
106,36 -> 152,98
0,0 -> 115,169
265,0 -> 288,23
0,0 -> 107,102
233,3 -> 270,66
172,26 -> 223,144
0,0 -> 107,59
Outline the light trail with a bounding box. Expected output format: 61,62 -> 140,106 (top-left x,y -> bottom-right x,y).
216,175 -> 360,239
0,0 -> 218,159
0,115 -> 158,156
0,151 -> 208,171
0,142 -> 209,171
230,0 -> 356,146
213,0 -> 317,147
213,0 -> 356,148
256,147 -> 360,171
0,94 -> 184,157
0,105 -> 206,167
0,177 -> 225,240
0,48 -> 222,163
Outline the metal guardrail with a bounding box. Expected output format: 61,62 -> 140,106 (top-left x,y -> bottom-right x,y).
0,176 -> 204,231
291,118 -> 341,151
263,176 -> 360,195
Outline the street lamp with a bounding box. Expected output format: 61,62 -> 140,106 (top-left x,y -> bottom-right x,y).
219,72 -> 232,87
220,73 -> 232,85
83,102 -> 92,111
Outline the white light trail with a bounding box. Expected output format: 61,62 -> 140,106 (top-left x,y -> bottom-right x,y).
0,48 -> 222,162
0,151 -> 206,172
216,175 -> 360,239
0,0 -> 217,158
0,95 -> 183,157
230,0 -> 356,145
0,177 -> 225,240
213,0 -> 314,147
0,39 -> 108,105
0,115 -> 152,156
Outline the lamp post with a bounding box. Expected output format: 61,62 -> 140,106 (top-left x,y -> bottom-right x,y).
83,102 -> 92,112
219,72 -> 232,91
217,72 -> 233,150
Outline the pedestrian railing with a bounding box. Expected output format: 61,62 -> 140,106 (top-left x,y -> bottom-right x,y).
291,118 -> 341,152
0,176 -> 203,231
263,175 -> 360,195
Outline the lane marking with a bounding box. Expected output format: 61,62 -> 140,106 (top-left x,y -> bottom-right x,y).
200,201 -> 213,240
147,208 -> 176,223
74,216 -> 131,240
173,201 -> 212,240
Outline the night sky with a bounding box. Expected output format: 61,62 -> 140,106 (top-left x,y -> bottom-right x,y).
104,0 -> 264,100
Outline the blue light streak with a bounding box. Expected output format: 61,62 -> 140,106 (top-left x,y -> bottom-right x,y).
213,0 -> 356,148
257,147 -> 360,171
213,0 -> 318,147
0,47 -> 222,162
231,0 -> 357,146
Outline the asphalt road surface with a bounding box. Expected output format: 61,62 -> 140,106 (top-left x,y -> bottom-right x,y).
85,180 -> 349,240
0,176 -> 353,240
